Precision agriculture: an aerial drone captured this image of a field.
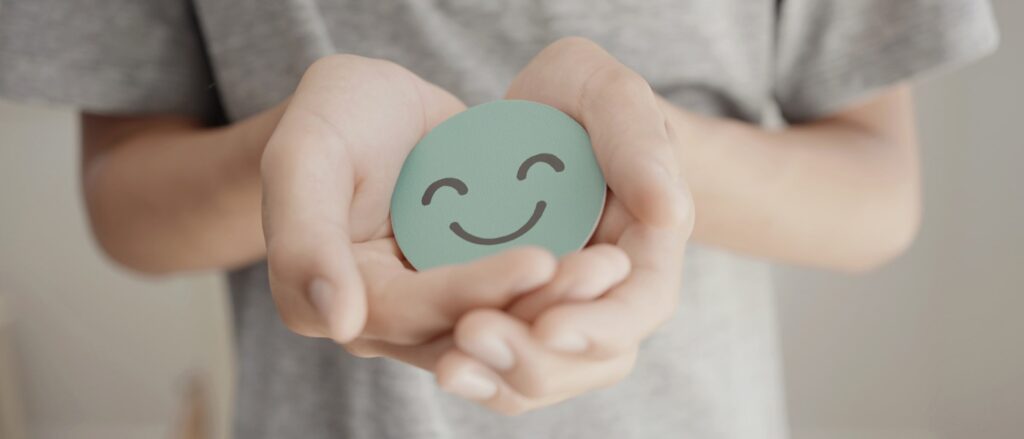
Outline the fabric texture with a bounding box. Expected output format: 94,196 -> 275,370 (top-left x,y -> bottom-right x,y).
0,0 -> 998,438
0,0 -> 218,118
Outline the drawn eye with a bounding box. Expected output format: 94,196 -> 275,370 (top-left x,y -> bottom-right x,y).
517,153 -> 565,180
422,177 -> 468,205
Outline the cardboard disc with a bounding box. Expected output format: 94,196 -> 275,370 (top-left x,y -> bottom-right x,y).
391,100 -> 607,270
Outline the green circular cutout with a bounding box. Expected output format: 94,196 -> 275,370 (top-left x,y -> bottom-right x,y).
391,100 -> 607,270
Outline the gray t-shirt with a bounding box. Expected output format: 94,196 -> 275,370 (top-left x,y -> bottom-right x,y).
0,1 -> 997,438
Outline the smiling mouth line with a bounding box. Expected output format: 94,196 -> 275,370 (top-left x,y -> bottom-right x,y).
449,201 -> 547,245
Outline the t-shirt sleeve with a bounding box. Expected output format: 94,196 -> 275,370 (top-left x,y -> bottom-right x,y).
0,0 -> 218,119
774,0 -> 1000,123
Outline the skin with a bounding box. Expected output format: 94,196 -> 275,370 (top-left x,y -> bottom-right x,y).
80,37 -> 920,415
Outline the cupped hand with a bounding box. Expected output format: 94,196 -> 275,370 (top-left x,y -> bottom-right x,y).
432,37 -> 696,414
331,39 -> 695,413
261,55 -> 558,354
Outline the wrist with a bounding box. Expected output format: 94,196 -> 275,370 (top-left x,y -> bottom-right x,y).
660,101 -> 732,191
228,101 -> 289,179
212,103 -> 289,249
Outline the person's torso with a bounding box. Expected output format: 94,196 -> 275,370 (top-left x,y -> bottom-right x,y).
197,0 -> 778,122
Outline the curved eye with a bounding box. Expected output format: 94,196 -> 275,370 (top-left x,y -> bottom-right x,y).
422,177 -> 468,206
517,153 -> 565,180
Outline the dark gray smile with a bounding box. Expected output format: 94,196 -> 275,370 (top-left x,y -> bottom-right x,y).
450,201 -> 546,245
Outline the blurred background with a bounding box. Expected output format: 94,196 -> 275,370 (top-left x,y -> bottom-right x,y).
1,2 -> 1021,438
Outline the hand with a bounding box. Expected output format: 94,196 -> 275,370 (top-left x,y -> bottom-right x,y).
260,55 -> 558,355
433,37 -> 695,414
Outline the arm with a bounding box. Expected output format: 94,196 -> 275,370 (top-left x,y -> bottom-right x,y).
435,37 -> 921,415
80,105 -> 284,274
82,56 -> 558,363
668,86 -> 920,272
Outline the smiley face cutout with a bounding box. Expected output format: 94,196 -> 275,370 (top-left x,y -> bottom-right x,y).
390,100 -> 607,270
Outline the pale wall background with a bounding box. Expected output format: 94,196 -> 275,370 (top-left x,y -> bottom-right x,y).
0,102 -> 232,439
0,2 -> 1021,438
776,1 -> 1024,438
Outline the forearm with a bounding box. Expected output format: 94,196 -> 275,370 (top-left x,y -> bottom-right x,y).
81,105 -> 284,273
664,89 -> 920,271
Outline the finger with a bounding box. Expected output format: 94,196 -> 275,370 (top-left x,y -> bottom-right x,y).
590,192 -> 632,245
532,223 -> 690,359
506,37 -> 690,227
507,244 -> 630,322
436,350 -> 554,416
453,309 -> 637,400
362,246 -> 557,344
344,335 -> 455,371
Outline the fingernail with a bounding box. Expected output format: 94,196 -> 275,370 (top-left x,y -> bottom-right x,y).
463,335 -> 515,371
544,331 -> 589,353
309,278 -> 333,323
444,370 -> 497,401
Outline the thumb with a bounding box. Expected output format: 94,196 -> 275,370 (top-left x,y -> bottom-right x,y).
507,37 -> 690,227
261,104 -> 367,343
